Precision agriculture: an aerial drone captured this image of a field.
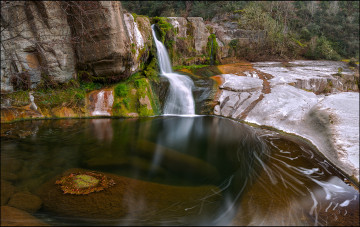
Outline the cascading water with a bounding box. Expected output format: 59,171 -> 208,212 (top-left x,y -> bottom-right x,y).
91,90 -> 114,116
151,24 -> 195,115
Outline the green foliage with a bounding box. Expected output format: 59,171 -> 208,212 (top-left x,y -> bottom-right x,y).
305,36 -> 341,60
124,1 -> 359,60
114,83 -> 129,97
3,90 -> 30,107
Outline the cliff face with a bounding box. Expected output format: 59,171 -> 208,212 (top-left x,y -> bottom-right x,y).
1,1 -> 265,94
1,1 -> 76,93
156,16 -> 265,67
1,1 -> 153,94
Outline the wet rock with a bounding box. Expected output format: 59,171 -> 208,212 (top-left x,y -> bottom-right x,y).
87,89 -> 114,116
1,180 -> 16,206
1,172 -> 19,182
1,157 -> 22,173
7,192 -> 42,213
0,107 -> 43,123
317,92 -> 359,181
1,206 -> 49,226
37,168 -> 222,223
134,140 -> 220,181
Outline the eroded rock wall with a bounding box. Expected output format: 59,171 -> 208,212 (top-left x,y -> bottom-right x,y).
1,1 -> 153,93
160,16 -> 266,66
1,1 -> 76,93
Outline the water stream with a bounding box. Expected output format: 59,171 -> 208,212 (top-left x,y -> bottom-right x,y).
151,24 -> 195,115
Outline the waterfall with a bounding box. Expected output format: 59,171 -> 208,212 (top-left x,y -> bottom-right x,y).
151,24 -> 195,115
91,90 -> 114,116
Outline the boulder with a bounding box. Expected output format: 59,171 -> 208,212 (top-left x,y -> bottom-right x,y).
7,192 -> 42,213
1,180 -> 17,206
37,168 -> 222,223
1,206 -> 49,226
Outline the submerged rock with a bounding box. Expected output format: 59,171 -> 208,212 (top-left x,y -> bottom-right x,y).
37,168 -> 222,224
1,206 -> 49,226
1,180 -> 17,206
7,192 -> 42,213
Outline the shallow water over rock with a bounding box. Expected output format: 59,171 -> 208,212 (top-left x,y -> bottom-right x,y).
1,116 -> 358,225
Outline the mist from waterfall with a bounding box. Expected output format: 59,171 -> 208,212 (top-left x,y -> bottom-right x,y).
151,24 -> 195,115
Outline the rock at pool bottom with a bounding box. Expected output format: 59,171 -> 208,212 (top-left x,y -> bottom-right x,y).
37,168 -> 222,225
1,206 -> 49,226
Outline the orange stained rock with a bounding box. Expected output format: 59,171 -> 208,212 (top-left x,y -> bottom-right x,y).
217,61 -> 255,75
178,68 -> 196,77
210,75 -> 223,104
0,106 -> 43,123
51,107 -> 77,118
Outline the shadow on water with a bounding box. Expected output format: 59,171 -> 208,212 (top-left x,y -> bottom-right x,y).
1,116 -> 358,226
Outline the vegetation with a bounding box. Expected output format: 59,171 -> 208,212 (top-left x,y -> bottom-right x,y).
206,34 -> 219,65
123,1 -> 359,61
173,64 -> 210,71
112,73 -> 160,117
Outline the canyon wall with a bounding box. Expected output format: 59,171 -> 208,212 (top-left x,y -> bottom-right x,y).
1,1 -> 265,94
1,1 -> 153,94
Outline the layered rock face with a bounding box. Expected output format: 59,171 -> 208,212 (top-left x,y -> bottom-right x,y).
1,1 -> 153,93
162,16 -> 265,66
68,2 -> 153,80
1,1 -> 76,93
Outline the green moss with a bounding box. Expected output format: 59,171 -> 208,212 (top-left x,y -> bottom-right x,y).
151,17 -> 174,43
111,73 -> 160,117
131,13 -> 138,21
123,97 -> 131,109
131,43 -> 136,55
206,34 -> 219,65
173,64 -> 210,71
114,83 -> 129,98
134,78 -> 148,89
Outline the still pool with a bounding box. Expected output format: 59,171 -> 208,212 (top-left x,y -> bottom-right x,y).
1,116 -> 358,225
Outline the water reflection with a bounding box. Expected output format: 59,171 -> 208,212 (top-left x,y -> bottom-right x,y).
0,117 -> 358,226
89,119 -> 113,142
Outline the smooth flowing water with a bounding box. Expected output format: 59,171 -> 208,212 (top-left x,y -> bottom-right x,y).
151,24 -> 195,115
1,117 -> 358,226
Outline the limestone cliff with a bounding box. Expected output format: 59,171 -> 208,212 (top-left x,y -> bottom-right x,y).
154,16 -> 265,67
1,1 -> 153,94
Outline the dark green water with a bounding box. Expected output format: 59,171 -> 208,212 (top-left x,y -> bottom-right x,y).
1,116 -> 358,225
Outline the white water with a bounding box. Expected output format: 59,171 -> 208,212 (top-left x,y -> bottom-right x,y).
151,25 -> 195,115
91,90 -> 114,116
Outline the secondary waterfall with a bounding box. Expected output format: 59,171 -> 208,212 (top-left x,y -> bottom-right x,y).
151,24 -> 195,115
